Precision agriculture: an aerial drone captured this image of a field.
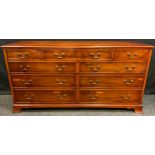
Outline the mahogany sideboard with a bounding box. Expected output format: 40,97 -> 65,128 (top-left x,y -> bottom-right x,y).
1,41 -> 153,113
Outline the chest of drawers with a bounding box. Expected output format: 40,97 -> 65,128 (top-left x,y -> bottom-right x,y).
1,41 -> 153,113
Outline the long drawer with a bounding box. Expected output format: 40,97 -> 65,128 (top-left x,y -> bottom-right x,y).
7,62 -> 147,73
11,74 -> 76,88
13,90 -> 76,103
80,75 -> 145,88
5,48 -> 149,61
8,62 -> 76,73
13,89 -> 142,104
80,62 -> 147,73
80,89 -> 142,103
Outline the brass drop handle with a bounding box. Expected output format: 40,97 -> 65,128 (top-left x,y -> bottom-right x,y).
25,93 -> 34,100
56,93 -> 67,100
54,52 -> 66,59
88,65 -> 101,71
22,79 -> 33,85
89,80 -> 100,85
123,79 -> 134,85
56,79 -> 66,85
89,92 -> 98,100
90,52 -> 101,59
55,65 -> 66,71
17,52 -> 29,59
127,52 -> 138,59
19,64 -> 31,71
121,95 -> 131,100
125,65 -> 135,71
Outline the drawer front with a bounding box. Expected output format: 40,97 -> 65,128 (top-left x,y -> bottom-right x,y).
80,90 -> 142,103
115,49 -> 149,61
75,48 -> 112,60
43,49 -> 75,60
14,90 -> 76,102
5,49 -> 41,60
80,75 -> 144,88
80,62 -> 147,73
8,62 -> 76,73
11,74 -> 76,88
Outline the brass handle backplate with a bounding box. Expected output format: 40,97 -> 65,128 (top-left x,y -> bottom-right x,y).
88,91 -> 98,100
54,52 -> 66,59
22,79 -> 33,85
90,52 -> 101,59
125,65 -> 135,71
19,64 -> 31,71
127,52 -> 138,59
89,80 -> 100,86
121,95 -> 131,100
123,79 -> 134,85
56,92 -> 67,100
56,79 -> 66,85
25,93 -> 34,100
17,52 -> 29,59
55,65 -> 66,71
88,64 -> 101,71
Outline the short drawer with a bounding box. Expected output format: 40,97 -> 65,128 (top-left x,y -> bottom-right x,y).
80,62 -> 147,73
75,48 -> 112,60
14,90 -> 76,102
11,74 -> 76,88
80,90 -> 142,103
43,48 -> 76,60
114,49 -> 150,61
8,62 -> 76,73
80,75 -> 145,88
5,49 -> 42,60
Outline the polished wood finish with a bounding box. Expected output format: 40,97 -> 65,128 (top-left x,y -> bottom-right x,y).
8,62 -> 76,73
80,75 -> 144,88
11,74 -> 76,88
1,41 -> 153,113
80,62 -> 147,73
1,41 -> 153,48
80,89 -> 141,103
5,49 -> 42,60
14,90 -> 76,102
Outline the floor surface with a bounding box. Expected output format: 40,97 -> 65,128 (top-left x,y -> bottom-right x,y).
0,95 -> 155,116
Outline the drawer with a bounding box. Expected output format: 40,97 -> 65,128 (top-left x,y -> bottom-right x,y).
11,74 -> 76,88
14,90 -> 76,102
5,49 -> 42,60
75,48 -> 112,60
114,49 -> 149,61
80,90 -> 142,103
80,75 -> 144,88
80,62 -> 147,73
43,48 -> 76,60
8,62 -> 76,73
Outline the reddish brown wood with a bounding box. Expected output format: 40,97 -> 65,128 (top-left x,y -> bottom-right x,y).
11,74 -> 76,88
133,106 -> 143,114
80,75 -> 145,88
13,106 -> 22,113
5,49 -> 42,60
79,89 -> 142,103
114,48 -> 150,61
80,62 -> 147,73
1,41 -> 153,113
1,41 -> 153,48
8,62 -> 76,73
13,89 -> 76,102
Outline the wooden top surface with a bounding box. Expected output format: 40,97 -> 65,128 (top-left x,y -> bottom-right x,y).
1,41 -> 154,48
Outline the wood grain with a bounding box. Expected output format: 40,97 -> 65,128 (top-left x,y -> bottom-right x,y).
1,41 -> 153,113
